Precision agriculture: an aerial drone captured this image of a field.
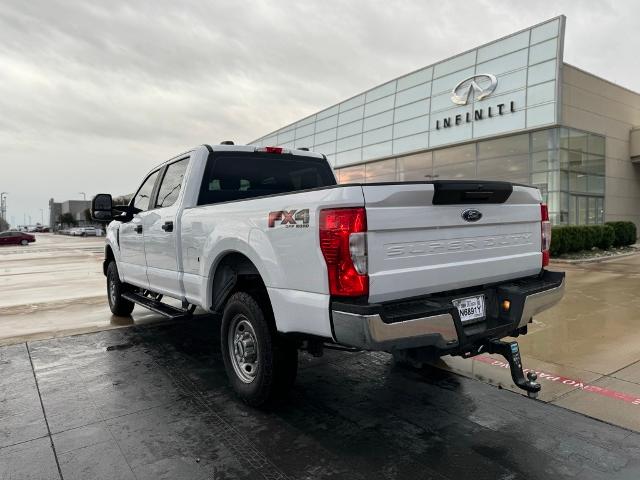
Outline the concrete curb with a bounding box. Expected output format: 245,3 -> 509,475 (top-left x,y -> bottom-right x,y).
551,249 -> 639,264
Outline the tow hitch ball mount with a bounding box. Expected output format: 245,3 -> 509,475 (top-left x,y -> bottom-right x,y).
483,339 -> 541,399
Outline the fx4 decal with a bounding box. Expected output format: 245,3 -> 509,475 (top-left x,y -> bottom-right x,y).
268,209 -> 310,228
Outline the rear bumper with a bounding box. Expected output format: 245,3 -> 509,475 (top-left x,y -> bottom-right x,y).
331,270 -> 565,352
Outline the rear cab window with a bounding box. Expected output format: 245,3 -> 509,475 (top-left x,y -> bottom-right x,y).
197,152 -> 336,205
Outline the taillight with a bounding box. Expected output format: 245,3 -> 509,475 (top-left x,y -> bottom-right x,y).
319,208 -> 368,297
541,203 -> 551,267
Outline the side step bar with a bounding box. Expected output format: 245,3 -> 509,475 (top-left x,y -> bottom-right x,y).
122,291 -> 195,319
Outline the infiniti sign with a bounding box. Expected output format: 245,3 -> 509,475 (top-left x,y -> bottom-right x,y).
451,74 -> 498,105
435,72 -> 516,131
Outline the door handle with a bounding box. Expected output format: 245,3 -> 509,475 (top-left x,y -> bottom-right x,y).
135,225 -> 143,234
161,221 -> 174,232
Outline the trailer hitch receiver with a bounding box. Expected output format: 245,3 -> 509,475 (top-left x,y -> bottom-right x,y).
485,339 -> 541,398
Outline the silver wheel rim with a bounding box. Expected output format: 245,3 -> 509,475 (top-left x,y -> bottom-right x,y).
228,314 -> 259,384
109,276 -> 117,306
21,240 -> 27,245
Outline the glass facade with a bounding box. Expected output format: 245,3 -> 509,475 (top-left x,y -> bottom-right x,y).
253,17 -> 564,167
335,127 -> 606,225
249,17 -> 612,227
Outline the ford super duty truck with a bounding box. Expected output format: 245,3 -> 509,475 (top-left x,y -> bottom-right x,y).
92,143 -> 565,406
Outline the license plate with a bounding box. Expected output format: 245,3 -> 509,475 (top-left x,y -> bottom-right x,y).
453,295 -> 485,323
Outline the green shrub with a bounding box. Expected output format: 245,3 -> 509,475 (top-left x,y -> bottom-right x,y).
597,225 -> 615,250
582,226 -> 602,251
549,227 -> 567,256
550,223 -> 625,256
565,226 -> 585,252
605,221 -> 637,247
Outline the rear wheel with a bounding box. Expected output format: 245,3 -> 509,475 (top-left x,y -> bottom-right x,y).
221,291 -> 298,407
106,261 -> 135,316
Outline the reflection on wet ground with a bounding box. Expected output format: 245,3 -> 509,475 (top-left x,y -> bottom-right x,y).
1,319 -> 639,479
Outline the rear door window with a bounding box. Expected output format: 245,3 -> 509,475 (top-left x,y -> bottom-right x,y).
198,153 -> 336,205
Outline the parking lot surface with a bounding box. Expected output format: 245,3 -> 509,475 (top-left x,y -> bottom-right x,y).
2,318 -> 639,480
0,234 -> 165,345
3,234 -> 640,479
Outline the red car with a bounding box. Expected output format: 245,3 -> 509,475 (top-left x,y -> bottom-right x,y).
0,231 -> 36,246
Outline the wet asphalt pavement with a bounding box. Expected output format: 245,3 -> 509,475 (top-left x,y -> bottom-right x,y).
2,316 -> 639,480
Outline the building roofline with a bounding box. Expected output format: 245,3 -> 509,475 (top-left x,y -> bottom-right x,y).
563,62 -> 640,97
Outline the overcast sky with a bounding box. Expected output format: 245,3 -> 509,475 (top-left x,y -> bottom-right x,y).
1,0 -> 638,226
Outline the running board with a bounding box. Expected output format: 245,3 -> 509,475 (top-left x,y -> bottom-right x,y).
122,291 -> 193,319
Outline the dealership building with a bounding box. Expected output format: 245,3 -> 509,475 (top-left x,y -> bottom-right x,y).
252,16 -> 640,227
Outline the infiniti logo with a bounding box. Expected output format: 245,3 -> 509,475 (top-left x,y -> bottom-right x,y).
451,73 -> 498,106
461,209 -> 483,222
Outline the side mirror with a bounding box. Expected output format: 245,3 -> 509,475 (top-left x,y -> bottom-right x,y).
92,194 -> 113,221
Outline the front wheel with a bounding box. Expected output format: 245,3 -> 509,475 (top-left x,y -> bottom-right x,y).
221,291 -> 298,407
106,261 -> 135,316
20,239 -> 28,246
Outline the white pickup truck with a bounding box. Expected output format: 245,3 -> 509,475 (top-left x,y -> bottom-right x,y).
92,143 -> 565,406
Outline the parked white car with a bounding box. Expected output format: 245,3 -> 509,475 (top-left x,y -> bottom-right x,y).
71,226 -> 101,236
92,143 -> 565,406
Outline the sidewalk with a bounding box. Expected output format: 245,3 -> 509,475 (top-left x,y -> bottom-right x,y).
438,254 -> 640,431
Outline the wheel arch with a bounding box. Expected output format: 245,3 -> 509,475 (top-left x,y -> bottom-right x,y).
208,250 -> 271,315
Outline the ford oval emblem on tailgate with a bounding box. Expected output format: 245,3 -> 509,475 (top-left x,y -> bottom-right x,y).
462,209 -> 482,222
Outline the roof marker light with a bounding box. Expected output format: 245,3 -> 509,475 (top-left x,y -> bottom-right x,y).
255,146 -> 289,154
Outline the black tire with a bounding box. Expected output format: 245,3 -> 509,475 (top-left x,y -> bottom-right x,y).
106,261 -> 135,316
221,291 -> 298,407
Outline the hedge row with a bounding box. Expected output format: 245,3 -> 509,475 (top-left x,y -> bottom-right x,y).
550,221 -> 637,256
606,221 -> 637,247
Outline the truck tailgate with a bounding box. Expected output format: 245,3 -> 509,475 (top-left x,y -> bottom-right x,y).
363,181 -> 543,303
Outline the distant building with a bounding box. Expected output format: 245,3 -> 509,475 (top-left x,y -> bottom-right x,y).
48,199 -> 61,230
48,198 -> 92,230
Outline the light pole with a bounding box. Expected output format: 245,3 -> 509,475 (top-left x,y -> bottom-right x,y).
0,192 -> 7,222
79,192 -> 86,201
39,208 -> 44,225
